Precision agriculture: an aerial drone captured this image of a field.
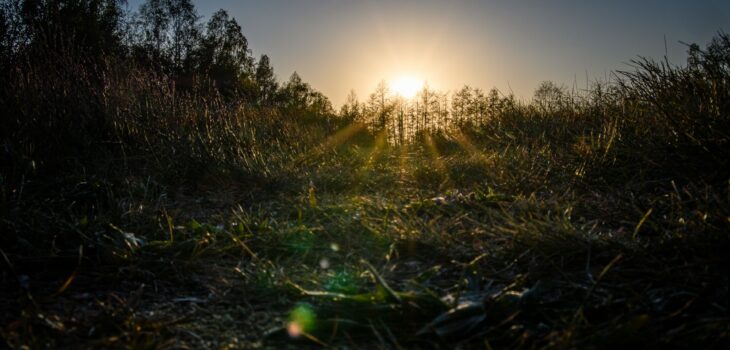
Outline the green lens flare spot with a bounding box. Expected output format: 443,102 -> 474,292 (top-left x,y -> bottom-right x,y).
287,303 -> 316,338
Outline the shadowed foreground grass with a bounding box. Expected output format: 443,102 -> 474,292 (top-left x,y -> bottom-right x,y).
2,136 -> 728,348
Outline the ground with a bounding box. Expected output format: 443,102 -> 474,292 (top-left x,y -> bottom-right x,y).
2,134 -> 728,349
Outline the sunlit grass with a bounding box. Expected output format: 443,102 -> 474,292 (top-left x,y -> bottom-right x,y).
451,130 -> 482,156
319,122 -> 368,149
349,130 -> 390,193
423,133 -> 451,188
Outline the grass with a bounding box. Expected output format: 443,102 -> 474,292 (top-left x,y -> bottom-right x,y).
2,33 -> 730,348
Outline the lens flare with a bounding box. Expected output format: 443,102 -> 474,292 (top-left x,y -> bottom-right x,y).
287,303 -> 316,338
319,257 -> 330,269
287,322 -> 303,338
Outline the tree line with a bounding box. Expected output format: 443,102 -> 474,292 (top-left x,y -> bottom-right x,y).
3,0 -> 726,152
339,79 -> 595,144
0,0 -> 590,144
0,0 -> 333,115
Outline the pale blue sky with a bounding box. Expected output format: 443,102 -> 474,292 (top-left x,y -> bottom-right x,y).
126,0 -> 730,105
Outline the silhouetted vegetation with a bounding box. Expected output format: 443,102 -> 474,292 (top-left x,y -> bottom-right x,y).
1,1 -> 728,348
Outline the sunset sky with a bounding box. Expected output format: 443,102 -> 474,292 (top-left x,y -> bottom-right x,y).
127,0 -> 730,106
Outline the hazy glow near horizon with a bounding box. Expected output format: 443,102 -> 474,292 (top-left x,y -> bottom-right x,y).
126,0 -> 730,106
391,76 -> 423,99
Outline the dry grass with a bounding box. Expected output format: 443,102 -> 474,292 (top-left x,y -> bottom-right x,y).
2,32 -> 730,349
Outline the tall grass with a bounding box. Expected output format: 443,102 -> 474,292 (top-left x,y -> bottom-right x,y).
1,30 -> 729,349
0,46 -> 353,260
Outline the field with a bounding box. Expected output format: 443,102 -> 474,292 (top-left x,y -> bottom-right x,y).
1,2 -> 729,348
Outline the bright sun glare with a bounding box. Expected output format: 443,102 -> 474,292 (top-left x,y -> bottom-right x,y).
391,76 -> 423,99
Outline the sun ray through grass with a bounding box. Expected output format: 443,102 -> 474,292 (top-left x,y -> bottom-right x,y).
350,130 -> 390,193
423,133 -> 451,188
397,140 -> 413,186
285,121 -> 368,172
451,130 -> 482,157
321,122 -> 369,150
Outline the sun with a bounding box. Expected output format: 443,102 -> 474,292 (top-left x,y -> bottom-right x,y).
391,75 -> 423,99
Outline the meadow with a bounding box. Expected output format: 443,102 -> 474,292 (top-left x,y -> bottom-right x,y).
1,1 -> 729,348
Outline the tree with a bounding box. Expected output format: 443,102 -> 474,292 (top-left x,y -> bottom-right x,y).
136,0 -> 199,73
18,0 -> 125,59
254,54 -> 278,106
282,71 -> 310,109
451,85 -> 472,125
416,83 -> 439,131
198,9 -> 252,77
437,91 -> 449,129
340,89 -> 362,121
468,88 -> 487,125
393,96 -> 406,143
308,90 -> 334,116
485,88 -> 504,119
367,80 -> 393,130
0,0 -> 24,66
534,81 -> 566,113
279,71 -> 333,116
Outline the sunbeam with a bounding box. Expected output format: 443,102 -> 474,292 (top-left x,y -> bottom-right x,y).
423,133 -> 451,189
